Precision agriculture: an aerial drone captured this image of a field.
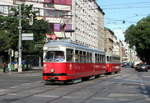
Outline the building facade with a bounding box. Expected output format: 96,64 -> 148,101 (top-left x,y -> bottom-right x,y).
121,42 -> 141,64
72,0 -> 104,49
112,35 -> 120,56
97,3 -> 105,51
0,0 -> 105,50
104,27 -> 114,56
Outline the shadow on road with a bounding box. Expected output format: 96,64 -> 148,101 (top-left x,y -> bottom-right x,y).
139,85 -> 150,98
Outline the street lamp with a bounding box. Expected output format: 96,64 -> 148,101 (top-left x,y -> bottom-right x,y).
18,4 -> 22,72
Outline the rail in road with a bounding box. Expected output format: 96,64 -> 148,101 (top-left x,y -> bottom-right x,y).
0,68 -> 149,103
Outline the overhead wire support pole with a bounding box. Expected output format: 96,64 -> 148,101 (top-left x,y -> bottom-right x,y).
18,4 -> 22,72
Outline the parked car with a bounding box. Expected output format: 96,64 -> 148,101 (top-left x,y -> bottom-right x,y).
135,64 -> 149,72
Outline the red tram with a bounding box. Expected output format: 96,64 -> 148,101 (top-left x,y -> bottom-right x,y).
106,55 -> 121,74
43,41 -> 121,83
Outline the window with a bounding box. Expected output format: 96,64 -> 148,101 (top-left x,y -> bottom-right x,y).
52,10 -> 57,17
89,53 -> 92,63
95,54 -> 98,63
112,56 -> 120,63
44,9 -> 50,16
44,51 -> 65,62
44,4 -> 54,8
86,52 -> 89,63
83,51 -> 86,63
75,50 -> 80,63
80,51 -> 83,63
66,49 -> 73,62
107,56 -> 110,62
54,24 -> 61,31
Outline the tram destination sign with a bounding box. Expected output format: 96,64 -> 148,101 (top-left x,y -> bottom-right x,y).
22,33 -> 33,40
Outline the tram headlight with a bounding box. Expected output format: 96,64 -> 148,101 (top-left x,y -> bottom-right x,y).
50,68 -> 55,73
43,64 -> 47,67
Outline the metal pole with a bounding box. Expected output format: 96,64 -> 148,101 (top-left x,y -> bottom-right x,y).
18,4 -> 22,72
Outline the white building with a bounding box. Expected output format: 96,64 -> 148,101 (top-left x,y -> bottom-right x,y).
0,0 -> 14,15
122,41 -> 140,64
72,0 -> 104,49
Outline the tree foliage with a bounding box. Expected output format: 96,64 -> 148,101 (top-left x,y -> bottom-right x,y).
0,4 -> 49,56
125,16 -> 150,64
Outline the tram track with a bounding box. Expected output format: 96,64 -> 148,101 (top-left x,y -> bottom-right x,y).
0,73 -> 121,103
44,74 -> 121,103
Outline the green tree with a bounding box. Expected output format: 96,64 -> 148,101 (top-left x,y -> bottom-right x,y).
125,16 -> 150,64
0,30 -> 12,52
0,4 -> 49,55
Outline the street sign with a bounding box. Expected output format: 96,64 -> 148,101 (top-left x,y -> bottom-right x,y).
51,34 -> 57,40
45,33 -> 57,40
22,33 -> 33,40
15,51 -> 18,58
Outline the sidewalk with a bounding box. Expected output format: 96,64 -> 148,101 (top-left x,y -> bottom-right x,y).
0,66 -> 42,74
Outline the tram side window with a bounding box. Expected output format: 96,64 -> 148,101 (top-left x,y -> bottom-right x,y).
107,56 -> 109,61
112,56 -> 120,63
99,54 -> 101,63
99,55 -> 101,63
95,54 -> 100,63
80,51 -> 84,63
75,50 -> 80,62
107,56 -> 110,62
87,52 -> 92,63
66,49 -> 73,62
101,55 -> 104,63
83,52 -> 87,63
87,52 -> 89,63
95,54 -> 97,63
89,53 -> 92,62
102,55 -> 105,63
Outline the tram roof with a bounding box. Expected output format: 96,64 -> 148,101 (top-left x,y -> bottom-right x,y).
44,40 -> 105,54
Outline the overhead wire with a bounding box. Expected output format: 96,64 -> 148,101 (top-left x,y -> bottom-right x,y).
97,0 -> 150,10
101,1 -> 150,7
103,6 -> 150,10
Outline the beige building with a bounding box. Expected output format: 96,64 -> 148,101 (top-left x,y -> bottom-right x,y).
104,27 -> 114,55
97,3 -> 105,51
112,35 -> 120,56
119,40 -> 125,62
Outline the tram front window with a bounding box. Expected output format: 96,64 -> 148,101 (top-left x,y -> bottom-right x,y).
44,51 -> 65,62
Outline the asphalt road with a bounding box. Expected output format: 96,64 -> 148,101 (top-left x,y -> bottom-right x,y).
0,68 -> 150,103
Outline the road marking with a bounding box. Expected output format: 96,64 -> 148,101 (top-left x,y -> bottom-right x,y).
93,97 -> 131,101
143,76 -> 150,78
0,89 -> 7,92
34,94 -> 59,98
0,89 -> 7,95
21,83 -> 32,86
145,98 -> 150,101
108,93 -> 141,97
63,96 -> 75,99
8,93 -> 17,96
10,86 -> 19,89
93,97 -> 114,100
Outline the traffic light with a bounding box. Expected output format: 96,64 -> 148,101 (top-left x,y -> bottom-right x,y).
29,13 -> 33,25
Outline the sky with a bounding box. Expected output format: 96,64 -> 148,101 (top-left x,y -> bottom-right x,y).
97,0 -> 150,40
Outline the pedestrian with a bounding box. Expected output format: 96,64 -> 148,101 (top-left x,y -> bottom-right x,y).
2,62 -> 7,73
